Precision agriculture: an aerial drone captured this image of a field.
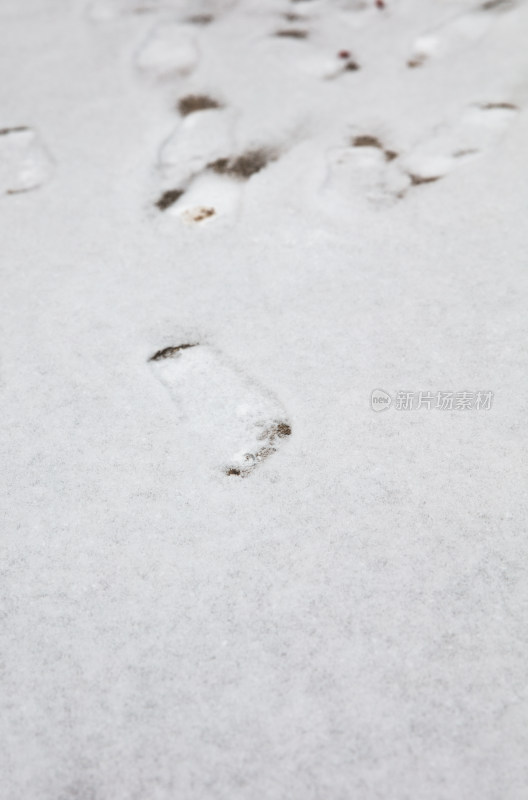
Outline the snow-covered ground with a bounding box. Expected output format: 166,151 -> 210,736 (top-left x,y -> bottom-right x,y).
1,0 -> 528,797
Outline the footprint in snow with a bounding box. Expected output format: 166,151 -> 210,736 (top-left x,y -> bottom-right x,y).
0,126 -> 54,195
165,146 -> 278,223
154,101 -> 239,222
149,344 -> 292,476
157,102 -> 234,188
400,102 -> 519,186
155,147 -> 279,223
155,97 -> 278,223
322,132 -> 408,205
323,102 -> 518,205
135,21 -> 199,79
158,171 -> 241,223
407,0 -> 516,68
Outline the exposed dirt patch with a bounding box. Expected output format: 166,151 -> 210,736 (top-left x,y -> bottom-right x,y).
258,420 -> 292,442
408,54 -> 426,68
453,148 -> 478,158
208,148 -> 276,180
0,126 -> 28,136
275,422 -> 292,438
185,206 -> 216,222
408,173 -> 441,186
480,101 -> 517,110
149,344 -> 198,361
178,94 -> 221,116
275,29 -> 309,39
352,136 -> 398,162
155,189 -> 184,211
225,420 -> 292,477
353,135 -> 383,149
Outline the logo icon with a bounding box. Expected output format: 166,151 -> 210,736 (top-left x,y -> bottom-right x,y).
370,389 -> 392,412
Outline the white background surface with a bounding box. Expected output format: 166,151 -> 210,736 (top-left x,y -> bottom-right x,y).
1,1 -> 528,797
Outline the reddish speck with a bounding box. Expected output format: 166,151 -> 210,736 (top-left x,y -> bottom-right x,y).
338,50 -> 351,59
375,0 -> 385,8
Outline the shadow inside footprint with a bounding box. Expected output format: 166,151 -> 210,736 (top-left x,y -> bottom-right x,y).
207,148 -> 277,179
178,94 -> 221,116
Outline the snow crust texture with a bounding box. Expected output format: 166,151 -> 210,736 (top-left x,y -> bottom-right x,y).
2,0 -> 528,798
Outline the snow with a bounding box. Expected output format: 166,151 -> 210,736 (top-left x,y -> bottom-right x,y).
0,126 -> 54,194
1,0 -> 528,798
